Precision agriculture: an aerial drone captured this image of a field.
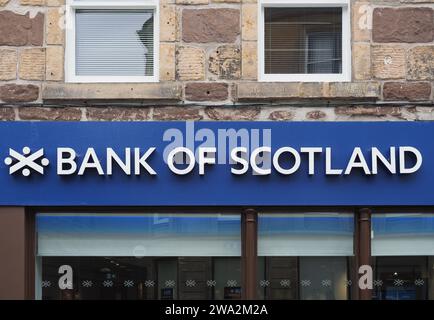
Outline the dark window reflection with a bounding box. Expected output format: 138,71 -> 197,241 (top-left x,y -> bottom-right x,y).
257,257 -> 351,300
373,256 -> 434,300
372,213 -> 434,300
41,257 -> 241,300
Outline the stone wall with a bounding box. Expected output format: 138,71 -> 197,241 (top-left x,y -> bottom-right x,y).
0,105 -> 431,121
0,0 -> 433,120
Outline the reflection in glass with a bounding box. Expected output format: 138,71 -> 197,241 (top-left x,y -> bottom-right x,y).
372,214 -> 434,256
37,213 -> 241,257
37,213 -> 241,300
258,213 -> 354,256
257,257 -> 298,300
41,257 -> 241,300
258,213 -> 353,300
372,213 -> 434,300
373,256 -> 432,300
299,257 -> 348,300
214,258 -> 241,300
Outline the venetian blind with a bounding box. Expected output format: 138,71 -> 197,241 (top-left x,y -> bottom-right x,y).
264,7 -> 343,74
75,9 -> 154,77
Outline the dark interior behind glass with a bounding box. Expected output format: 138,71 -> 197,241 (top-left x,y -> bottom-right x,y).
42,257 -> 241,300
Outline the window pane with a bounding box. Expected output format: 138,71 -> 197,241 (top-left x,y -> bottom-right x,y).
214,258 -> 242,300
37,213 -> 241,256
372,214 -> 434,256
373,256 -> 433,300
258,213 -> 354,256
37,213 -> 241,300
257,213 -> 353,300
40,256 -> 242,300
299,257 -> 348,300
75,10 -> 154,76
257,256 -> 350,300
372,214 -> 434,300
257,257 -> 298,300
264,7 -> 342,74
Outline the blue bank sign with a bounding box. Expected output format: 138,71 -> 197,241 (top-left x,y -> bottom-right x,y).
0,121 -> 432,206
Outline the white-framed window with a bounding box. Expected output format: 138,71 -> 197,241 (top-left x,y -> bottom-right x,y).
65,0 -> 159,83
258,0 -> 351,82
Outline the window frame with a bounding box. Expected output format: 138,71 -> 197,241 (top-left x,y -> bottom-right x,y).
65,0 -> 159,83
258,0 -> 351,82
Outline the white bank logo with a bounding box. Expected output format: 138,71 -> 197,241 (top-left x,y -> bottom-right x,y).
4,147 -> 50,176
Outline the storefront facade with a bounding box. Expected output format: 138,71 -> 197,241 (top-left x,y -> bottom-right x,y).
0,0 -> 433,300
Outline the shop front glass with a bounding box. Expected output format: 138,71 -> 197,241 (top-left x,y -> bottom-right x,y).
257,212 -> 354,300
36,213 -> 241,300
37,211 -> 434,300
372,213 -> 434,300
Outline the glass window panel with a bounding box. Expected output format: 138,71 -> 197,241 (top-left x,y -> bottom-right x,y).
214,258 -> 242,300
75,9 -> 154,76
264,7 -> 342,74
372,213 -> 434,300
299,257 -> 348,300
372,214 -> 434,256
257,213 -> 353,300
37,213 -> 241,256
373,256 -> 430,300
40,256 -> 242,300
430,257 -> 434,300
257,256 -> 351,300
158,259 -> 178,300
258,213 -> 354,256
37,213 -> 241,300
259,257 -> 298,300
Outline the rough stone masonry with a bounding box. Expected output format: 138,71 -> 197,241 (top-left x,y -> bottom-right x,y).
0,0 -> 432,122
